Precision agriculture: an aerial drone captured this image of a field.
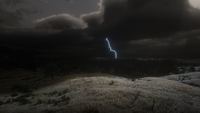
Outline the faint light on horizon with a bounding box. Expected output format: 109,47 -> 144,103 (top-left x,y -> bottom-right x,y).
189,0 -> 200,9
106,38 -> 117,59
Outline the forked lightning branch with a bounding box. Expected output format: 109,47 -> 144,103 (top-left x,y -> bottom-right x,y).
106,38 -> 117,59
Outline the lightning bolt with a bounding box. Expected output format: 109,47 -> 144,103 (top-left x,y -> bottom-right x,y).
106,38 -> 117,59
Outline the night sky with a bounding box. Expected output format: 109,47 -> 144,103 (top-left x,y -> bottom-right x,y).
1,0 -> 200,59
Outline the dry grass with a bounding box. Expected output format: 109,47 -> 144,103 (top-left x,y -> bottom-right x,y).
0,72 -> 200,113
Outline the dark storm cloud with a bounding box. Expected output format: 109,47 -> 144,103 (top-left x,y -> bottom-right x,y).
80,0 -> 104,27
33,14 -> 87,29
86,0 -> 200,40
0,0 -> 38,27
125,29 -> 200,58
1,0 -> 200,59
80,11 -> 103,27
78,0 -> 200,58
0,28 -> 96,56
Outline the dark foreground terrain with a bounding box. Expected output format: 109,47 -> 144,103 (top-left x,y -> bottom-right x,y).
1,55 -> 200,112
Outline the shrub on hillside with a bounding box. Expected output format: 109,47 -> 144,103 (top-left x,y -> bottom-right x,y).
49,90 -> 58,96
37,99 -> 43,104
51,99 -> 55,103
11,93 -> 19,97
5,98 -> 11,104
62,88 -> 70,94
190,66 -> 195,72
54,100 -> 59,105
0,100 -> 3,106
58,92 -> 63,96
81,105 -> 99,113
13,97 -> 30,105
19,98 -> 30,105
47,99 -> 51,104
109,80 -> 115,85
21,93 -> 35,97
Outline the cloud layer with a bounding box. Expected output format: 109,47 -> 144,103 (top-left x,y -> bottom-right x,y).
1,0 -> 200,58
33,14 -> 87,29
94,0 -> 200,38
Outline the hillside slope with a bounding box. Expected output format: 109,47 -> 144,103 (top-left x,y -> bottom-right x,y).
0,73 -> 200,113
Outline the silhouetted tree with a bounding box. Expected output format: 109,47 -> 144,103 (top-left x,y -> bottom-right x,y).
190,66 -> 195,72
44,63 -> 60,80
60,64 -> 71,75
83,65 -> 93,73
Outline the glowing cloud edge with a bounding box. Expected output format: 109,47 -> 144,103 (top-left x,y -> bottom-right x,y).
106,38 -> 117,59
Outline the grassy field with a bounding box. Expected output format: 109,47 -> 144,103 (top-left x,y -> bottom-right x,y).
0,71 -> 200,113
